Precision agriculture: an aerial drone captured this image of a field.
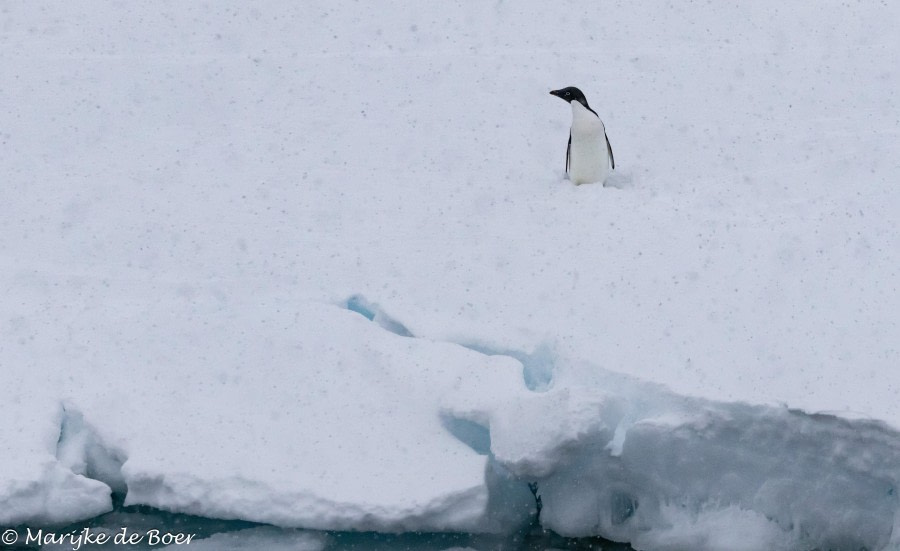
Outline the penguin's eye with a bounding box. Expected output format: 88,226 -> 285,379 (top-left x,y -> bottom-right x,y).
565,92 -> 570,96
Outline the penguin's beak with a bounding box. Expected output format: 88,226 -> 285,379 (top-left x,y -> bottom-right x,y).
549,90 -> 560,97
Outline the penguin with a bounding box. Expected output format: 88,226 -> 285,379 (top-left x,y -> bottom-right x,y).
550,87 -> 614,185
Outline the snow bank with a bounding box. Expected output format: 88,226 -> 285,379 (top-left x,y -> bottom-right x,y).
1,292 -> 534,532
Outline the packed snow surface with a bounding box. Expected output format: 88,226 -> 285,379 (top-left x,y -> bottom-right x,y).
1,1 -> 899,550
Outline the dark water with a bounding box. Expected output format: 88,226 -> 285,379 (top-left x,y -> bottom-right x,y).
2,497 -> 635,551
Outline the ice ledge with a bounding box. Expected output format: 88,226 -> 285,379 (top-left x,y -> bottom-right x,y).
344,294 -> 900,550
451,358 -> 900,550
3,295 -> 899,551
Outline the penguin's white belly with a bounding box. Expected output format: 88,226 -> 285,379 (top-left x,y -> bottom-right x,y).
568,101 -> 610,185
569,133 -> 608,185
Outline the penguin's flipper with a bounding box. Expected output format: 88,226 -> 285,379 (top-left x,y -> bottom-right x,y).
566,132 -> 571,174
605,132 -> 615,170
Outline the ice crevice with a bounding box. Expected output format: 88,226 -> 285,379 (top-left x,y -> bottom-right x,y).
55,405 -> 128,499
0,406 -> 117,527
456,341 -> 556,392
344,294 -> 413,337
0,404 -> 131,527
342,294 -> 557,392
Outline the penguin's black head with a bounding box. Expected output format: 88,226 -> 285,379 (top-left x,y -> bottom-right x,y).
550,86 -> 590,109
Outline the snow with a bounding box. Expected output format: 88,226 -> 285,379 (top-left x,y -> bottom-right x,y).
1,296 -> 534,531
1,1 -> 899,549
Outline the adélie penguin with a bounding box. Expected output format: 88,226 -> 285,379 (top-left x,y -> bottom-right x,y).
550,86 -> 615,185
